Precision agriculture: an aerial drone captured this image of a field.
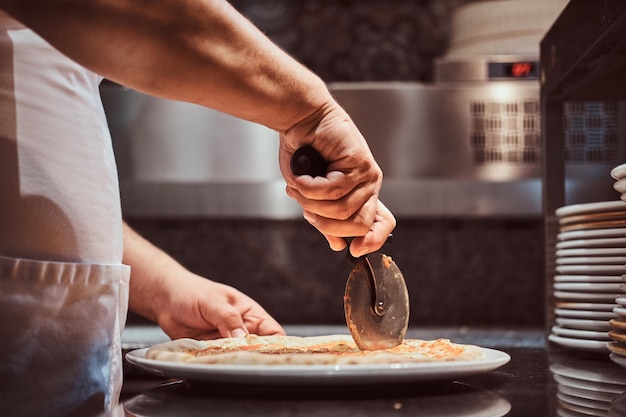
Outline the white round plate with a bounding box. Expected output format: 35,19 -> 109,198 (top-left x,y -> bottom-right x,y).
551,326 -> 610,341
556,392 -> 610,412
551,361 -> 626,386
555,302 -> 618,311
555,408 -> 582,417
556,265 -> 626,275
553,291 -> 623,302
611,164 -> 626,180
556,248 -> 626,257
610,318 -> 626,331
556,256 -> 626,265
553,374 -> 625,395
557,384 -> 617,403
560,220 -> 626,233
559,211 -> 626,226
555,318 -> 611,331
556,201 -> 626,218
548,334 -> 609,352
615,178 -> 626,193
610,353 -> 626,369
556,408 -> 598,417
553,282 -> 623,292
614,307 -> 626,318
556,237 -> 626,249
616,297 -> 626,306
608,342 -> 626,358
554,308 -> 616,319
125,347 -> 511,385
559,402 -> 609,416
554,275 -> 623,283
613,393 -> 626,417
558,228 -> 626,241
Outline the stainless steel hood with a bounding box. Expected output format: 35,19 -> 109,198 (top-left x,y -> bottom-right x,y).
104,77 -> 618,219
101,79 -> 545,219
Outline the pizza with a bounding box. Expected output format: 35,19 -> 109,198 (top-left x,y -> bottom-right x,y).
145,334 -> 484,366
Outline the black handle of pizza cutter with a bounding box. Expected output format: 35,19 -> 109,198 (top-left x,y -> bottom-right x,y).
290,146 -> 329,178
290,146 -> 388,317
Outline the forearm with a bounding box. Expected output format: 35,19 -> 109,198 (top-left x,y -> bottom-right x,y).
0,0 -> 332,131
122,222 -> 182,322
121,222 -> 285,338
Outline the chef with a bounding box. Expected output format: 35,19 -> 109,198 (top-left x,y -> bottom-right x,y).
0,0 -> 396,416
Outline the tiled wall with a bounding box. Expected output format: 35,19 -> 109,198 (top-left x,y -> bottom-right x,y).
229,0 -> 467,82
124,0 -> 546,328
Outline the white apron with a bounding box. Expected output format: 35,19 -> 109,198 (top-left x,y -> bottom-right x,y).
0,11 -> 129,417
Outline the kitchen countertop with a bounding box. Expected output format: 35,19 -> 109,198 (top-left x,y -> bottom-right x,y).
119,325 -> 626,417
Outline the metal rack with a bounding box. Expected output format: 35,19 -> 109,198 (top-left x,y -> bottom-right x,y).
541,0 -> 626,329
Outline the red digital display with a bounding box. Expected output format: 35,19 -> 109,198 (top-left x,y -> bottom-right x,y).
488,61 -> 538,79
510,62 -> 534,78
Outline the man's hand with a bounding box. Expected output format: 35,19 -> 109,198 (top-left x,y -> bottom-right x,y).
155,273 -> 285,340
279,103 -> 396,257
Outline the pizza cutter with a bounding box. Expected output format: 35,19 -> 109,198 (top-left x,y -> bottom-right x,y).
290,146 -> 410,351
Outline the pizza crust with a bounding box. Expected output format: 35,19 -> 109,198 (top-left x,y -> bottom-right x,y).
145,334 -> 484,366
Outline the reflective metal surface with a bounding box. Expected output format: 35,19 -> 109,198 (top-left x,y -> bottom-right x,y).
102,81 -> 547,218
541,0 -> 626,337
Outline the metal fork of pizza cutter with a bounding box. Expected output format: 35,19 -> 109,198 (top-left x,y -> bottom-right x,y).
290,146 -> 410,351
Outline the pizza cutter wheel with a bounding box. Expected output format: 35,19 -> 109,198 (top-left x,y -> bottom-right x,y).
291,146 -> 410,351
344,251 -> 409,350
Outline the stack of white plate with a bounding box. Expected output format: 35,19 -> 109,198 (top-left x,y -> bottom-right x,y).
603,163 -> 626,369
551,359 -> 626,417
608,299 -> 626,369
612,163 -> 626,202
549,200 -> 626,352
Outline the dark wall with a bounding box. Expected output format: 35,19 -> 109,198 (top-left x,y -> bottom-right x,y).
229,0 -> 467,82
126,217 -> 545,327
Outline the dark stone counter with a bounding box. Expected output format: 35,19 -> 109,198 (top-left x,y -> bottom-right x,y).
119,326 -> 626,417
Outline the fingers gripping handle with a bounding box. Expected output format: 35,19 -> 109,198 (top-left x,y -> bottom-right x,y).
290,146 -> 360,262
290,146 -> 392,318
289,145 -> 393,251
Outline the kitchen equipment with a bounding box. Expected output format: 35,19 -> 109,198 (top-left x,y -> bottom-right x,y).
290,146 -> 410,350
541,0 -> 626,339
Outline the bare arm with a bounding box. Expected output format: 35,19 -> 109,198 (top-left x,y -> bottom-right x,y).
1,0 -> 395,254
0,0 -> 328,131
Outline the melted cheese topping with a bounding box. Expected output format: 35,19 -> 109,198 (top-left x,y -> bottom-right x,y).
191,338 -> 465,359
